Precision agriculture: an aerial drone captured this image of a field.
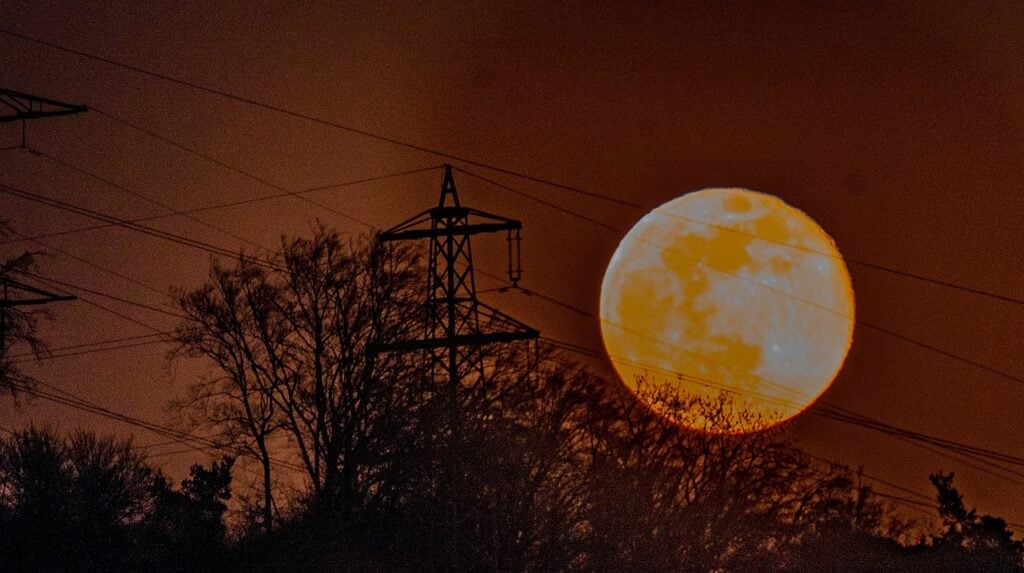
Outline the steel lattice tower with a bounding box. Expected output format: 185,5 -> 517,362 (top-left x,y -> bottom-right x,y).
378,165 -> 538,567
379,164 -> 539,389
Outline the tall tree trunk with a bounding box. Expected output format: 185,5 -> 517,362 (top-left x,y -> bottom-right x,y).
258,439 -> 273,530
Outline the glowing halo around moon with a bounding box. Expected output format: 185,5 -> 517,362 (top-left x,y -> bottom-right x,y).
599,188 -> 855,433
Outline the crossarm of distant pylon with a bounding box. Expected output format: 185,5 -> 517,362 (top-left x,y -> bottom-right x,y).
0,88 -> 87,122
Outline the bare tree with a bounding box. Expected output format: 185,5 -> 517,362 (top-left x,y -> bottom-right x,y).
569,376 -> 882,571
172,227 -> 427,529
174,256 -> 283,529
170,226 -> 941,570
0,221 -> 47,396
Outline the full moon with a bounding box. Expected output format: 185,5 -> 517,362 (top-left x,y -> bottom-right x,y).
599,188 -> 855,433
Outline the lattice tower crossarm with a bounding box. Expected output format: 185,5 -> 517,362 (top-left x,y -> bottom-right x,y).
376,164 -> 538,388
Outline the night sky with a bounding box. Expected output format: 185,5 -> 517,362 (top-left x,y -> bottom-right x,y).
2,2 -> 1022,528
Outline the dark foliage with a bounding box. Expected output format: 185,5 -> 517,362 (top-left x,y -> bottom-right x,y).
0,427 -> 234,572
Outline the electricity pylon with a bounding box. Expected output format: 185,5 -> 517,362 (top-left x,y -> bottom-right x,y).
378,164 -> 538,567
0,88 -> 84,354
378,163 -> 539,389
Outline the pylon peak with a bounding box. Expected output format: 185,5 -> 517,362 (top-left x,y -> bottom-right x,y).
438,164 -> 460,208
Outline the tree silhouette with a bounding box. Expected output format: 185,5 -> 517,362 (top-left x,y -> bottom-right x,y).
172,253 -> 282,530
0,427 -> 155,571
173,227 -> 428,529
565,379 -> 878,571
0,426 -> 235,572
928,471 -> 1023,571
782,469 -> 914,571
0,220 -> 47,396
143,456 -> 235,571
163,225 -> 1024,572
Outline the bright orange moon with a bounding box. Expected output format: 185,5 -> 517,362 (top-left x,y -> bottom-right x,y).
599,188 -> 855,433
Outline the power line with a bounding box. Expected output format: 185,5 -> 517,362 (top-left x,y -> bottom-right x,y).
0,163 -> 441,246
4,28 -> 1017,309
28,279 -> 167,335
802,451 -> 1022,528
0,181 -> 285,272
146,445 -> 218,459
9,267 -> 175,342
26,146 -> 272,253
9,31 -> 1015,308
13,337 -> 168,363
859,319 -> 1024,386
9,331 -> 170,360
7,219 -> 180,329
87,108 -> 374,229
12,227 -> 174,301
459,166 -> 854,323
461,167 -> 1023,308
20,270 -> 185,319
0,29 -> 641,210
3,268 -> 183,355
3,251 -> 179,361
871,489 -> 1024,532
544,335 -> 1015,470
9,377 -> 306,473
136,437 -> 197,449
801,452 -> 952,523
885,433 -> 1024,486
870,490 -> 941,514
456,167 -> 620,233
465,174 -> 1023,387
541,333 -> 1024,480
820,409 -> 1024,468
94,107 -> 445,203
647,208 -> 1024,307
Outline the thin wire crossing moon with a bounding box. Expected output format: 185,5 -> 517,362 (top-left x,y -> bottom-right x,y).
600,188 -> 856,433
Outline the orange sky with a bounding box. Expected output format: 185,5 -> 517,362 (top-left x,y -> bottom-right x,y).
1,1 -> 1022,527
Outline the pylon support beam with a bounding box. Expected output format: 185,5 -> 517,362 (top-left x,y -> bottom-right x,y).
0,277 -> 76,307
0,88 -> 88,123
375,164 -> 538,362
375,300 -> 539,353
380,208 -> 521,242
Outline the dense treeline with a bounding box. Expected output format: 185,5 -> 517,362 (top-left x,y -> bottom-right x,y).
1,228 -> 1021,571
0,428 -> 233,572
